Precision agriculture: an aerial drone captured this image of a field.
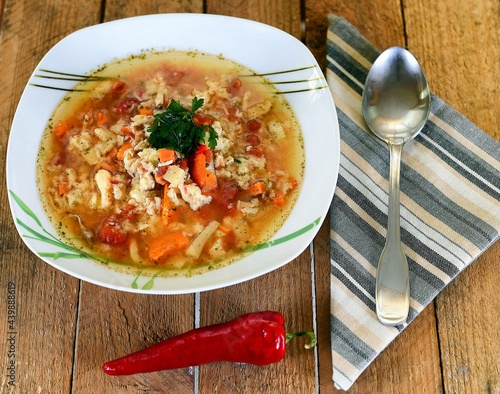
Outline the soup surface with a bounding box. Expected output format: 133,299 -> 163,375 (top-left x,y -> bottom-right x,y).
37,50 -> 304,277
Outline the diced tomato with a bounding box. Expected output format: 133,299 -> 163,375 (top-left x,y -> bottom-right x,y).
50,153 -> 65,166
213,182 -> 239,214
113,81 -> 126,93
115,97 -> 140,115
196,144 -> 208,154
54,121 -> 72,137
244,130 -> 263,156
232,78 -> 242,89
178,158 -> 188,170
118,204 -> 137,221
57,182 -> 70,196
200,182 -> 239,220
163,70 -> 185,85
246,119 -> 262,132
193,113 -> 214,126
248,147 -> 264,156
227,78 -> 242,96
222,230 -> 238,251
245,132 -> 261,145
98,217 -> 127,245
222,104 -> 240,122
96,111 -> 109,125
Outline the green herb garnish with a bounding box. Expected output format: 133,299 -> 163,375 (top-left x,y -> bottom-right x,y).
147,97 -> 218,157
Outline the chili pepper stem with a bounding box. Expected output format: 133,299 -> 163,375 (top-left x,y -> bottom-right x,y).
285,331 -> 317,349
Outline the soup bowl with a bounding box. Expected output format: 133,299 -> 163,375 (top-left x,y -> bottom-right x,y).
6,14 -> 339,294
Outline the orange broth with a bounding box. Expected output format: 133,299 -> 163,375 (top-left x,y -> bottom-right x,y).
36,50 -> 304,277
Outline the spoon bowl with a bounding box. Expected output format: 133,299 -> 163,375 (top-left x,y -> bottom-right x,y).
362,47 -> 430,325
363,47 -> 430,143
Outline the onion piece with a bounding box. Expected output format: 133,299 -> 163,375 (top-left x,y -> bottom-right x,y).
186,221 -> 220,259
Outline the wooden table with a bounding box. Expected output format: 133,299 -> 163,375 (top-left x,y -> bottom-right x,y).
1,1 -> 498,393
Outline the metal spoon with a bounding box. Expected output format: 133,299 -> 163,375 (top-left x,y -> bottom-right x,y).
362,47 -> 430,326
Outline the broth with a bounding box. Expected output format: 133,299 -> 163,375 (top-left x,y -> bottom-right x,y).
37,50 -> 304,277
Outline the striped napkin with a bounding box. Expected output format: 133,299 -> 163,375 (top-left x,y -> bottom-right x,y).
326,15 -> 500,390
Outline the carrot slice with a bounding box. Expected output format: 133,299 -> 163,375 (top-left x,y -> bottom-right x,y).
57,182 -> 70,196
191,152 -> 217,192
121,126 -> 134,138
250,181 -> 266,196
92,161 -> 118,174
218,225 -> 231,233
97,111 -> 108,125
158,148 -> 176,163
138,107 -> 153,115
54,121 -> 71,137
116,142 -> 133,160
148,233 -> 189,262
271,194 -> 285,207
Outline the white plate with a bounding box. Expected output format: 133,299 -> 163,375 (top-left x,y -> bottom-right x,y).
6,14 -> 339,294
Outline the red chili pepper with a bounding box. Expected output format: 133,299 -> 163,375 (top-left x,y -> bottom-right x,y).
102,311 -> 316,376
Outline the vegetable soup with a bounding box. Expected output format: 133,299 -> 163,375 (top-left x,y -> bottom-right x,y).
37,50 -> 304,277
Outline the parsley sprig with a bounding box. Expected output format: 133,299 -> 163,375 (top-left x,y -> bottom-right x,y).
147,97 -> 218,157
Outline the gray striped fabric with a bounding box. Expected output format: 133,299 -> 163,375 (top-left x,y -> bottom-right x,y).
327,15 -> 500,390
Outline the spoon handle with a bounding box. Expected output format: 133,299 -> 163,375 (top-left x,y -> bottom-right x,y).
376,142 -> 410,326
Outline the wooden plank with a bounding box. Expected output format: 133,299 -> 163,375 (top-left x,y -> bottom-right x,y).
0,253 -> 79,393
0,1 -> 100,392
71,1 -> 203,393
72,285 -> 195,393
313,217 -> 335,393
304,0 -> 405,70
404,0 -> 500,141
206,0 -> 302,40
103,0 -> 202,21
436,242 -> 500,394
406,0 -> 500,392
306,1 -> 444,392
348,306 -> 443,394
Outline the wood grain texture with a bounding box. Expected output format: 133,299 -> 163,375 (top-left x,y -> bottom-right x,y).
436,241 -> 500,394
73,285 -> 195,393
305,0 -> 405,71
307,0 -> 500,392
314,216 -> 335,392
0,1 -> 99,393
404,0 -> 500,141
207,0 -> 302,40
103,0 -> 203,21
